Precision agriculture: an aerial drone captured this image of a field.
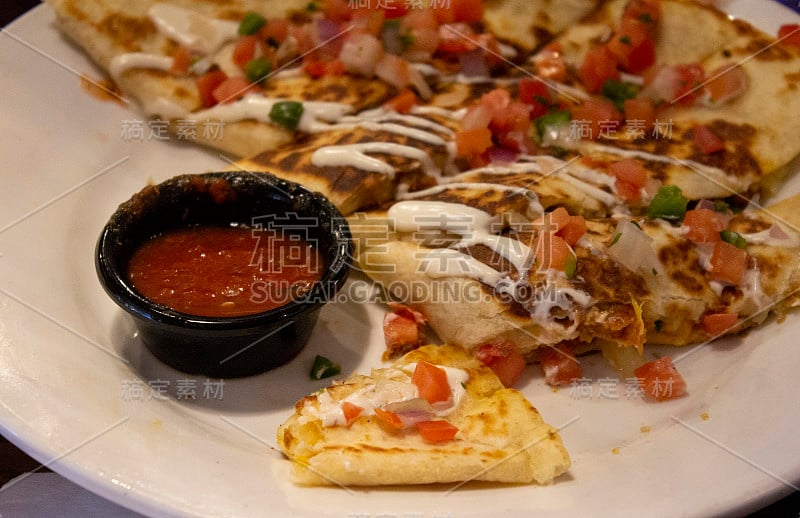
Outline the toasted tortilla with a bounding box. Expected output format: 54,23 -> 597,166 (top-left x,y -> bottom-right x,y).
482,0 -> 600,53
276,344 -> 571,486
46,0 -> 394,157
550,0 -> 800,199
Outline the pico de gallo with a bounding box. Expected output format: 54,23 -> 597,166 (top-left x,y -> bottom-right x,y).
178,0 -> 507,115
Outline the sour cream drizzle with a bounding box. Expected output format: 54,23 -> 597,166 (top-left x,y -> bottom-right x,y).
311,143 -> 440,178
185,94 -> 352,132
398,182 -> 543,219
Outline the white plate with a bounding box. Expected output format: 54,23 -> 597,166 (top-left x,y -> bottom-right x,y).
1,3 -> 799,517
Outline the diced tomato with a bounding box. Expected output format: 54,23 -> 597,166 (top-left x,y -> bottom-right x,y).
170,46 -> 192,74
683,208 -> 726,243
693,124 -> 725,154
383,88 -> 418,113
569,98 -> 623,140
341,401 -> 363,425
607,18 -> 655,73
709,240 -> 747,284
702,312 -> 739,336
778,24 -> 800,49
539,207 -> 570,233
534,232 -> 573,272
518,78 -> 551,118
496,130 -> 531,154
416,420 -> 459,443
452,0 -> 483,23
634,356 -> 687,401
196,69 -> 228,107
537,344 -> 582,387
623,98 -> 656,131
533,47 -> 567,82
475,342 -> 526,387
622,0 -> 661,29
608,158 -> 648,202
609,158 -> 648,188
455,128 -> 493,157
322,0 -> 353,22
673,63 -> 706,105
437,23 -> 477,54
401,9 -> 440,55
325,58 -> 345,76
303,59 -> 328,78
212,77 -> 258,104
260,19 -> 289,45
489,101 -> 531,134
412,361 -> 451,405
381,1 -> 408,19
374,407 -> 404,429
557,215 -> 587,246
578,45 -> 620,93
233,36 -> 259,68
704,65 -> 748,105
383,309 -> 424,354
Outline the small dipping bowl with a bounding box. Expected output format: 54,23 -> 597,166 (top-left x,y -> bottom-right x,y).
96,172 -> 352,378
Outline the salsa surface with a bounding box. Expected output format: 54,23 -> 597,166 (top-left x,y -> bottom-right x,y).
127,225 -> 323,317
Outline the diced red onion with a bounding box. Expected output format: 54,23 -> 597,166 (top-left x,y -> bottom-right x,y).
459,49 -> 489,77
488,146 -> 518,164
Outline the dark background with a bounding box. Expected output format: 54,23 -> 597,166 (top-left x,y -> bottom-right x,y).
1,0 -> 799,516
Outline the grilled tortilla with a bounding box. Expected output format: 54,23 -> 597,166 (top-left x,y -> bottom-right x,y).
233,109 -> 458,214
45,0 -> 394,157
548,0 -> 800,200
353,184 -> 800,363
276,344 -> 570,486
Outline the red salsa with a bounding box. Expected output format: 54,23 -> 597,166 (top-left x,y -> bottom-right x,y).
127,225 -> 323,317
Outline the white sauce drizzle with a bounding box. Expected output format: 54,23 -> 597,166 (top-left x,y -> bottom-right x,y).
108,53 -> 173,82
311,143 -> 439,178
387,200 -> 593,332
398,182 -> 543,219
186,94 -> 352,132
411,105 -> 467,121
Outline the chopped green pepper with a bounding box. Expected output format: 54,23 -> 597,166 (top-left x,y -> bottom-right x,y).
310,355 -> 341,380
648,185 -> 689,220
720,229 -> 747,249
305,1 -> 319,11
245,57 -> 272,83
564,253 -> 577,279
601,79 -> 641,111
238,12 -> 266,35
269,101 -> 304,130
534,109 -> 571,138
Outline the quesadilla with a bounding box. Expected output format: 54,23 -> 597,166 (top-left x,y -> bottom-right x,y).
277,344 -> 571,485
